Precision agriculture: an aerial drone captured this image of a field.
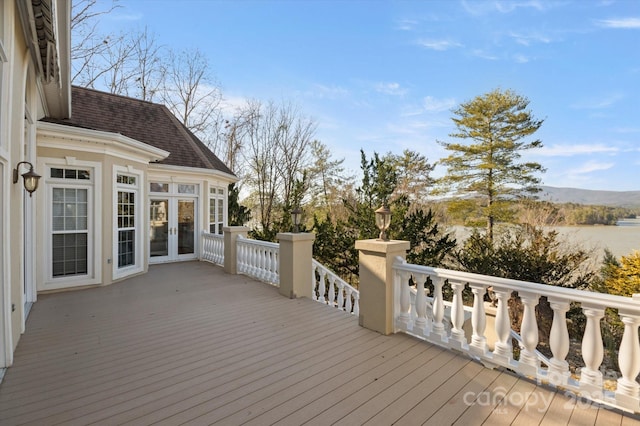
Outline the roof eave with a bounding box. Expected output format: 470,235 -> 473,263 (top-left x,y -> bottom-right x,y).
149,163 -> 239,183
37,121 -> 170,162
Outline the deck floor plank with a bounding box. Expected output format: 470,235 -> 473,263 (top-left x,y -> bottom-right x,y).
0,261 -> 639,426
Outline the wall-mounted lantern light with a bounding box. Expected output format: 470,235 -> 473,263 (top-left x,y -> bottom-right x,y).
291,206 -> 303,233
375,204 -> 391,241
13,161 -> 41,197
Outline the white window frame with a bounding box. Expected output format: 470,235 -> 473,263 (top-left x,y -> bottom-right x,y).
208,185 -> 226,234
41,159 -> 102,290
113,166 -> 143,280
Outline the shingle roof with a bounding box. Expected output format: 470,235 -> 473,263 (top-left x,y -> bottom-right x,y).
42,86 -> 234,176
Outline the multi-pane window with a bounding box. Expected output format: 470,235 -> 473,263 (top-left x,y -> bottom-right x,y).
116,173 -> 138,269
117,190 -> 135,267
209,187 -> 225,234
52,187 -> 88,277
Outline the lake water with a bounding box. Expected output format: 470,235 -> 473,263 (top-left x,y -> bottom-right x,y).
449,218 -> 640,262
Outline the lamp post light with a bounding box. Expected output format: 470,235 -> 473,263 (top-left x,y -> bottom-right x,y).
13,161 -> 41,197
375,204 -> 391,241
291,206 -> 303,233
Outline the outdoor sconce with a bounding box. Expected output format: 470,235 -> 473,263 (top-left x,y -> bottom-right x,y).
375,204 -> 391,241
291,206 -> 303,233
13,161 -> 41,197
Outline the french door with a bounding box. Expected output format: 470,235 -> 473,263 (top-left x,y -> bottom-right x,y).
149,197 -> 197,262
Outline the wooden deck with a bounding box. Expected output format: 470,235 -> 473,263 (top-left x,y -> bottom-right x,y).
1,261 -> 639,425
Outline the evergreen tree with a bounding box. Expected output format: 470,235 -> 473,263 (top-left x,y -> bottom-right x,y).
227,183 -> 251,226
438,89 -> 545,242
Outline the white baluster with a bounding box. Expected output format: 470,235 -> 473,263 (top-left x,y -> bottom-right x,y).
328,277 -> 336,307
616,313 -> 640,411
345,288 -> 353,313
519,292 -> 540,376
397,270 -> 411,330
492,288 -> 513,366
337,282 -> 344,310
547,298 -> 570,386
469,284 -> 488,358
271,249 -> 280,283
249,246 -> 256,276
353,293 -> 360,317
431,277 -> 447,343
260,249 -> 267,280
311,265 -> 318,301
580,305 -> 604,398
236,242 -> 243,273
318,269 -> 327,303
449,281 -> 468,350
414,274 -> 428,336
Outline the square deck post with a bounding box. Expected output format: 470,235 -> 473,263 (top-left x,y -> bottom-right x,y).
277,232 -> 315,299
223,226 -> 249,275
355,239 -> 410,335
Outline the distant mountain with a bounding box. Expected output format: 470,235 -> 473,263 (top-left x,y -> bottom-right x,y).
539,186 -> 640,208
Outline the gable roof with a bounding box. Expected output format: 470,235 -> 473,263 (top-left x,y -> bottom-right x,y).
42,86 -> 234,176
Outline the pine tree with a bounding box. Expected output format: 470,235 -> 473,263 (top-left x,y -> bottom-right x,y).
438,89 -> 545,242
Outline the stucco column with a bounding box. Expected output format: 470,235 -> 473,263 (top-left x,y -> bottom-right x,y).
355,239 -> 410,335
277,232 -> 315,299
223,226 -> 248,274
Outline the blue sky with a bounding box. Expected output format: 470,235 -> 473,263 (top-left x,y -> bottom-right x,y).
100,0 -> 639,191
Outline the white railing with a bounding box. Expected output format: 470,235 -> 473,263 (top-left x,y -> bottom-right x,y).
237,235 -> 279,286
201,231 -> 224,265
312,260 -> 359,316
393,257 -> 640,414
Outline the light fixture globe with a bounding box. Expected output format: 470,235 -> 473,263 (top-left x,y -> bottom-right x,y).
375,205 -> 391,241
13,161 -> 41,197
291,206 -> 303,233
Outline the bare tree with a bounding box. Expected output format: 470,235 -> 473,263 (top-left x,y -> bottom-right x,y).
71,0 -> 120,85
132,27 -> 165,101
308,140 -> 349,215
161,48 -> 223,139
234,100 -> 317,232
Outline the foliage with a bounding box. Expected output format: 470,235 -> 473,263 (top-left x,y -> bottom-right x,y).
312,151 -> 455,285
391,196 -> 457,267
559,204 -> 638,226
438,88 -> 545,242
453,225 -> 596,348
312,214 -> 360,285
227,183 -> 251,226
386,150 -> 435,203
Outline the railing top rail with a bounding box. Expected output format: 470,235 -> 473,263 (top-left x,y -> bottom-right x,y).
201,231 -> 223,238
237,235 -> 279,249
393,257 -> 640,314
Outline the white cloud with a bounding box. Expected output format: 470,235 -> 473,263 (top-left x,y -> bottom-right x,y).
509,31 -> 553,46
305,84 -> 350,100
597,18 -> 640,29
220,94 -> 249,114
571,93 -> 624,109
537,144 -> 619,157
514,54 -> 530,63
417,39 -> 463,51
495,1 -> 546,13
472,49 -> 499,60
374,82 -> 407,96
569,160 -> 615,175
462,0 -> 546,15
423,96 -> 456,112
395,19 -> 418,31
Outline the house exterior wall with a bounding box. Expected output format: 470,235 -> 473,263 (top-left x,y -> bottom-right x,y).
1,0 -> 51,361
36,136 -> 156,291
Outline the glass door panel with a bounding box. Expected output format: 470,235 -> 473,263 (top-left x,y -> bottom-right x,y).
177,200 -> 195,255
150,199 -> 169,257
